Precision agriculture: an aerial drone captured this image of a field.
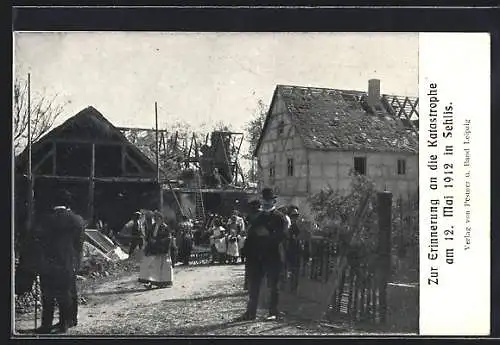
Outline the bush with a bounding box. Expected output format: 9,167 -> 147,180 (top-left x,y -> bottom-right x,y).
308,174 -> 418,281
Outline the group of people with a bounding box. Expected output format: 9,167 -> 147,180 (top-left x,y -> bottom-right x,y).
120,211 -> 196,289
14,186 -> 309,334
208,210 -> 247,265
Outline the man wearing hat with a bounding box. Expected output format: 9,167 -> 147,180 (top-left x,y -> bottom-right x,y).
236,187 -> 288,321
128,211 -> 145,256
29,190 -> 86,334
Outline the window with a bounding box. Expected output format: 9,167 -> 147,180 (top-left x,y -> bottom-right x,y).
287,158 -> 294,176
269,163 -> 276,178
277,121 -> 285,136
354,157 -> 367,175
397,159 -> 407,175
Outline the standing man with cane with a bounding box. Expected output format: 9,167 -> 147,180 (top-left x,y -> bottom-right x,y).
236,188 -> 288,321
33,190 -> 85,334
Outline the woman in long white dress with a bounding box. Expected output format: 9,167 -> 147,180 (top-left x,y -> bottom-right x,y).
226,226 -> 240,264
139,212 -> 174,288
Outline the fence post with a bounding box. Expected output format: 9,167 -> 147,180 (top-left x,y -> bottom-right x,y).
377,191 -> 392,324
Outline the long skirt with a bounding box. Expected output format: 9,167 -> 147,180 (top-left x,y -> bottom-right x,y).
139,254 -> 173,287
226,240 -> 239,258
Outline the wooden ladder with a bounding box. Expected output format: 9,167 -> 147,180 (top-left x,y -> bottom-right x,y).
194,170 -> 205,222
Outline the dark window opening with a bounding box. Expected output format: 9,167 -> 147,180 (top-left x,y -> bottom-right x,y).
269,163 -> 275,178
397,159 -> 407,175
354,157 -> 367,175
277,121 -> 285,136
95,145 -> 122,177
287,158 -> 294,176
55,143 -> 91,177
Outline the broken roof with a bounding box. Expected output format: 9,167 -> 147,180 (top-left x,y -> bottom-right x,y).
255,84 -> 419,155
15,106 -> 160,174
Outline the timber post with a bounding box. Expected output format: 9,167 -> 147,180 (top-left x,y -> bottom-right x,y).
155,101 -> 163,213
88,143 -> 95,224
377,191 -> 392,324
27,73 -> 38,330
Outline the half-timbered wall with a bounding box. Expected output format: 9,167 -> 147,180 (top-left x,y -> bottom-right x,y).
256,94 -> 308,197
308,150 -> 418,198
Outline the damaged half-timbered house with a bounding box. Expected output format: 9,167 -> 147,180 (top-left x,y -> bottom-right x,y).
253,79 -> 419,213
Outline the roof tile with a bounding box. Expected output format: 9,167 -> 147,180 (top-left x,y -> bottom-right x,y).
276,85 -> 418,153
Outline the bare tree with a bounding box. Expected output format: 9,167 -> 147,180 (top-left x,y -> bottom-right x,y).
13,78 -> 66,154
212,120 -> 233,132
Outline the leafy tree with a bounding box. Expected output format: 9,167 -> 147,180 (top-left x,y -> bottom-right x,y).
243,99 -> 267,160
242,99 -> 268,183
13,78 -> 66,154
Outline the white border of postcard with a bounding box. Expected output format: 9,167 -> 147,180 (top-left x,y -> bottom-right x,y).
419,32 -> 490,336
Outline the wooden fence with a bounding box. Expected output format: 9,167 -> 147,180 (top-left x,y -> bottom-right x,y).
266,191 -> 418,332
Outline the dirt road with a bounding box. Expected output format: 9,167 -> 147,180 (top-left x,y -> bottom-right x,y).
15,262 -> 347,336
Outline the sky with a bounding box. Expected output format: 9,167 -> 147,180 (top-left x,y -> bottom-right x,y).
13,32 -> 418,159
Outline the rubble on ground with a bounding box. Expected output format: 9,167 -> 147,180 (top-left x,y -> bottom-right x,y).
15,242 -> 137,315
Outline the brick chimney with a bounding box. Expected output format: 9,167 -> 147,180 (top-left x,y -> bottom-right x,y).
367,79 -> 381,107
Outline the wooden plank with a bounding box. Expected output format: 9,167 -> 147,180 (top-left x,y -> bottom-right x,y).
34,174 -> 158,183
35,174 -> 90,182
117,126 -> 168,132
32,146 -> 56,174
47,138 -> 132,146
94,177 -> 157,183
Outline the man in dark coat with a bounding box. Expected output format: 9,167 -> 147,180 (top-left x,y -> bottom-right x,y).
34,190 -> 86,334
241,199 -> 261,290
236,188 -> 288,321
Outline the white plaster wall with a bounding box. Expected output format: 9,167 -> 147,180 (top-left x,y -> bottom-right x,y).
309,150 -> 418,198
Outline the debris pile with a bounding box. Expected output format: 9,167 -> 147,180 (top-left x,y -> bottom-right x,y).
15,241 -> 134,315
14,278 -> 41,315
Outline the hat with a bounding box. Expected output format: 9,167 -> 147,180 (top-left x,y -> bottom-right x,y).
261,187 -> 276,201
289,208 -> 299,217
248,199 -> 260,207
55,189 -> 72,206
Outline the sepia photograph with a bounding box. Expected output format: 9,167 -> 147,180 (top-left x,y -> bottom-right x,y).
12,32 -> 419,336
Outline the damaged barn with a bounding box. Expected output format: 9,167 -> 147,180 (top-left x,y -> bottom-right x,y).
14,106 -> 163,243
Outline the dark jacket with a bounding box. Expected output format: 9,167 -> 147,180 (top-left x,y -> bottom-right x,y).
41,208 -> 85,275
17,207 -> 85,291
245,209 -> 287,264
144,223 -> 173,256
